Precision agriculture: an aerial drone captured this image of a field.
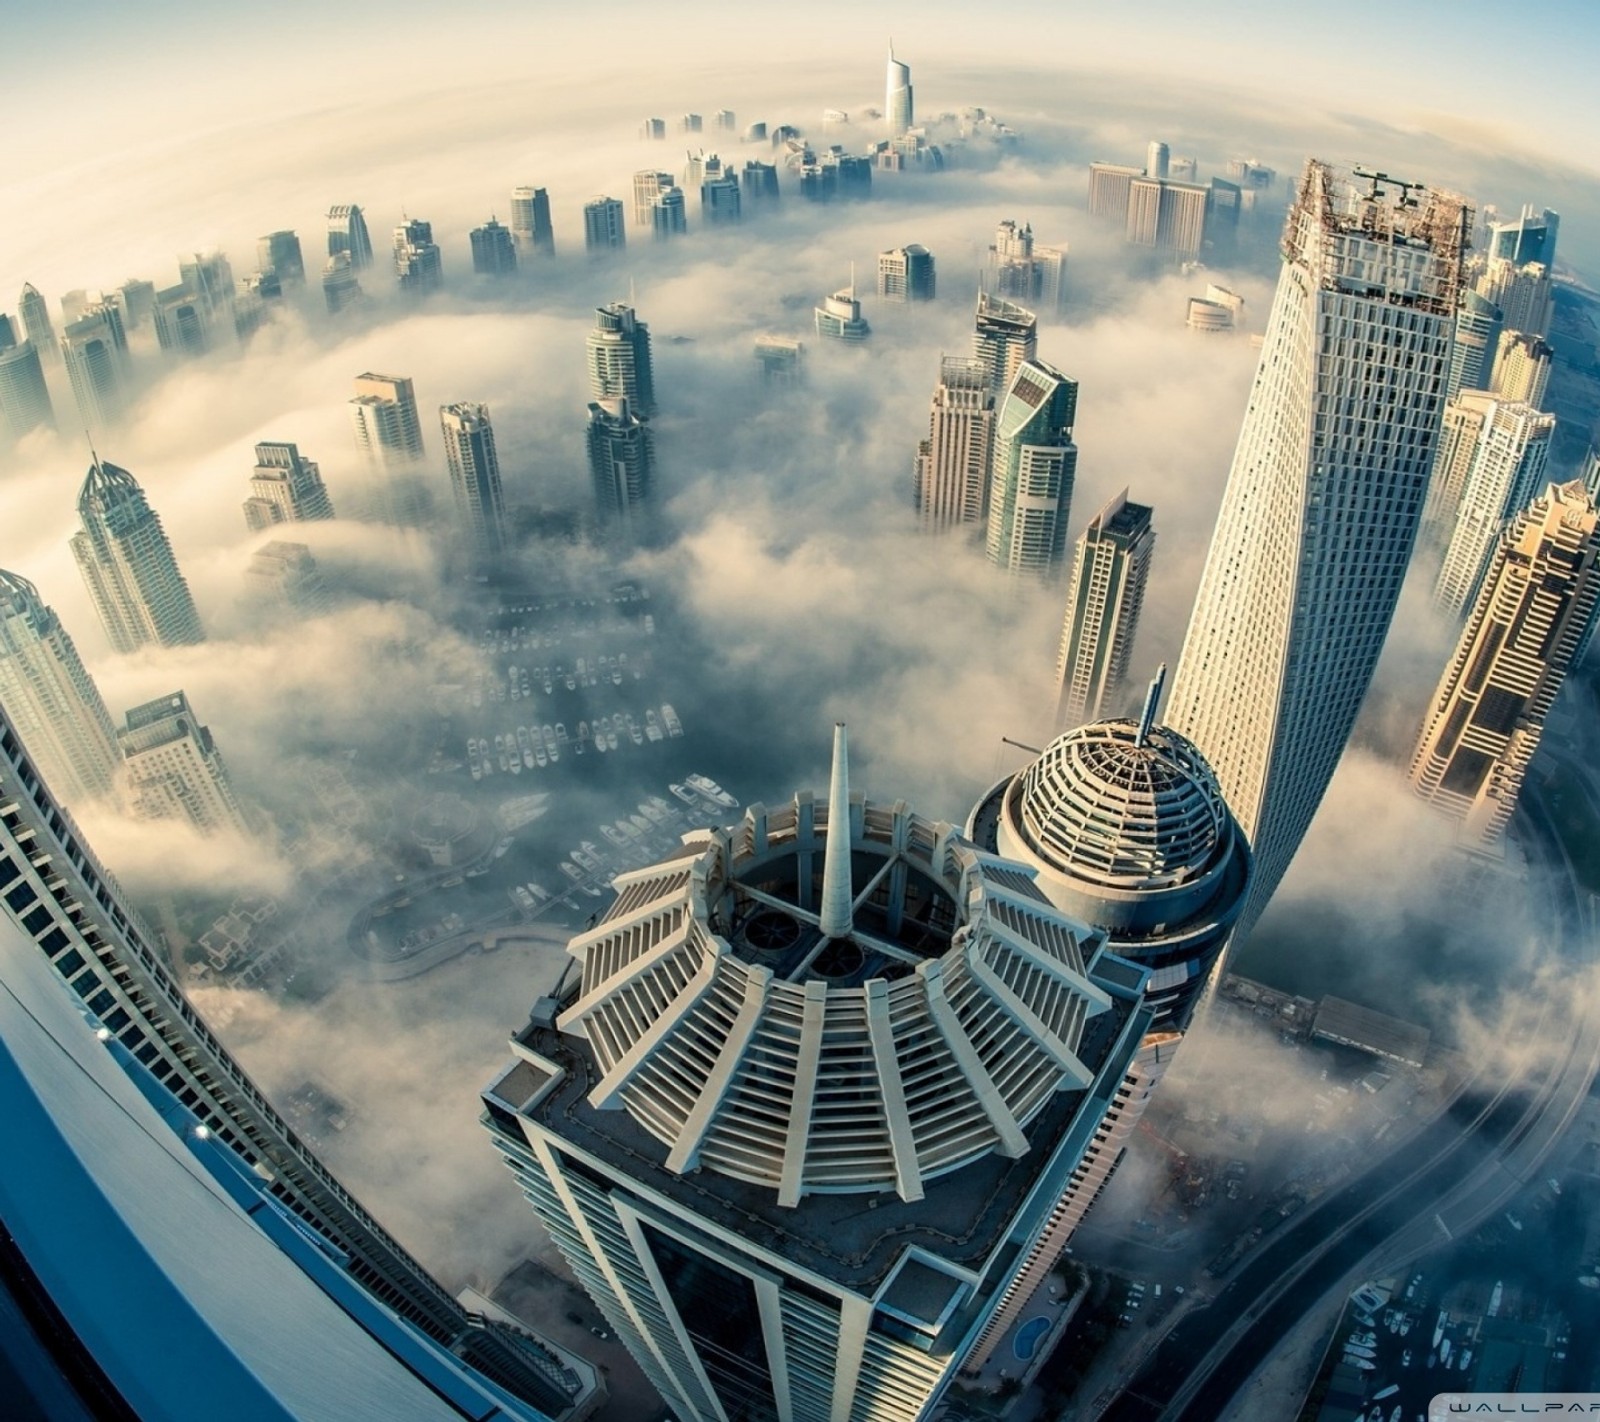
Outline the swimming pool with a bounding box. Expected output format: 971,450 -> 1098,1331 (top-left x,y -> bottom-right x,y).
1014,1315 -> 1052,1361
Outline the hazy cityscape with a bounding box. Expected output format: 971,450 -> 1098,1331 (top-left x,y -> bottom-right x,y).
3,8 -> 1600,1422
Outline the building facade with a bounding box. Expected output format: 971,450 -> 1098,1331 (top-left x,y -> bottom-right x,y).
61,308 -> 128,430
815,286 -> 870,342
586,304 -> 655,415
440,402 -> 508,560
243,440 -> 336,531
394,218 -> 444,295
257,230 -> 305,284
651,188 -> 687,240
350,372 -> 430,525
984,359 -> 1079,578
510,186 -> 555,257
246,540 -> 331,617
327,204 -> 374,268
470,219 -> 518,275
583,197 -> 627,252
878,245 -> 936,302
972,291 -> 1037,398
914,356 -> 993,531
586,397 -> 654,532
116,691 -> 251,836
886,43 -> 913,133
633,170 -> 675,227
0,319 -> 53,441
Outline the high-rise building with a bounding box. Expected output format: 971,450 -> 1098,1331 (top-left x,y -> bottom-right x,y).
1165,161 -> 1469,936
814,285 -> 870,342
509,185 -> 555,258
984,359 -> 1078,578
984,220 -> 1042,302
701,174 -> 741,224
242,440 -> 336,532
1432,399 -> 1555,618
1225,158 -> 1277,188
470,218 -> 518,275
327,203 -> 374,268
1476,212 -> 1554,340
651,187 -> 687,239
886,41 -> 913,133
754,335 -> 805,386
715,108 -> 737,132
0,318 -> 53,441
481,726 -> 1148,1422
1490,330 -> 1553,408
972,290 -> 1037,398
322,251 -> 363,313
744,121 -> 768,144
153,284 -> 210,358
1445,289 -> 1502,403
70,456 -> 205,653
61,309 -> 128,430
585,303 -> 655,415
1036,244 -> 1068,316
178,251 -> 234,318
1169,155 -> 1198,183
350,373 -> 429,525
115,277 -> 157,330
1053,491 -> 1155,729
18,282 -> 54,357
1126,177 -> 1209,258
440,402 -> 507,561
1146,139 -> 1170,180
586,397 -> 654,531
1421,390 -> 1496,551
115,690 -> 250,836
393,218 -> 443,295
914,356 -> 994,531
1412,481 -> 1600,849
246,539 -> 331,617
582,196 -> 627,252
0,569 -> 120,804
680,112 -> 703,133
0,699 -> 582,1420
632,169 -> 675,226
742,160 -> 780,207
640,116 -> 666,140
256,230 -> 305,285
878,244 -> 936,301
1088,162 -> 1142,221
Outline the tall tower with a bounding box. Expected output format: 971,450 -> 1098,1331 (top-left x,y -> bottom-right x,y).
61,309 -> 128,430
1445,289 -> 1502,403
482,729 -> 1149,1422
586,397 -> 654,531
972,291 -> 1037,398
0,317 -> 54,441
0,569 -> 120,804
70,456 -> 205,653
116,690 -> 251,836
509,185 -> 554,257
393,217 -> 443,295
632,170 -> 675,227
914,356 -> 994,531
322,251 -> 363,313
440,402 -> 507,560
582,196 -> 627,252
327,204 -> 374,268
651,187 -> 687,239
878,245 -> 936,302
1412,481 -> 1600,849
1476,204 -> 1557,338
242,440 -> 336,532
585,303 -> 655,415
1146,139 -> 1170,179
886,41 -> 913,134
470,218 -> 518,275
1490,330 -> 1553,407
1053,491 -> 1155,730
1165,160 -> 1469,935
984,358 -> 1079,579
350,372 -> 429,525
18,282 -> 55,357
256,230 -> 305,284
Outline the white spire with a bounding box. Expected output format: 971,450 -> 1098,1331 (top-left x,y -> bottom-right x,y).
818,722 -> 853,940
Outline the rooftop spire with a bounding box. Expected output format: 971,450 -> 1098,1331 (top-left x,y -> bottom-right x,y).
818,722 -> 853,940
1136,664 -> 1167,747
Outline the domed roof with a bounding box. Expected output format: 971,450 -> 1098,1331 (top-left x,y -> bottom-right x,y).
1013,720 -> 1227,891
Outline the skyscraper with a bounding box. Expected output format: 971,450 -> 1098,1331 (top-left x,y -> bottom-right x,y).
440,402 -> 507,561
470,218 -> 518,275
71,457 -> 205,653
246,539 -> 331,617
256,229 -> 305,284
1088,163 -> 1142,220
242,440 -> 337,531
1165,161 -> 1469,935
742,160 -> 780,207
18,282 -> 55,358
481,727 -> 1148,1422
327,203 -> 374,268
0,569 -> 120,804
582,196 -> 627,252
632,170 -> 675,226
972,290 -> 1037,398
322,251 -> 363,313
651,187 -> 687,239
1421,390 -> 1496,551
0,697 -> 582,1420
1445,289 -> 1502,403
0,317 -> 53,441
914,356 -> 994,531
585,303 -> 655,415
1036,244 -> 1069,316
509,185 -> 555,257
886,41 -> 913,133
700,174 -> 741,224
1490,330 -> 1553,407
814,285 -> 870,342
152,284 -> 210,357
878,244 -> 936,301
754,334 -> 805,386
1146,139 -> 1170,179
115,690 -> 251,836
1125,177 -> 1209,258
1411,481 -> 1600,850
115,277 -> 157,330
178,251 -> 234,318
1053,491 -> 1155,729
61,308 -> 128,429
984,358 -> 1079,578
1476,204 -> 1557,338
1431,399 -> 1555,618
393,217 -> 443,295
586,397 -> 653,531
350,371 -> 430,524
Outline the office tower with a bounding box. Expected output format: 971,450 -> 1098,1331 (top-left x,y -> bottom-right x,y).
71,457 -> 205,652
1053,492 -> 1155,729
742,159 -> 780,206
640,116 -> 666,140
350,370 -> 427,514
1412,481 -> 1600,849
0,569 -> 120,804
680,112 -> 703,133
179,251 -> 234,318
242,440 -> 336,531
1088,162 -> 1142,221
633,169 -> 675,225
152,284 -> 210,357
481,726 -> 1148,1422
586,303 -> 655,415
256,230 -> 305,285
246,539 -> 331,616
61,310 -> 128,429
886,41 -> 913,133
1126,177 -> 1209,258
327,203 -> 374,268
322,251 -> 363,313
1146,139 -> 1170,179
651,188 -> 687,239
115,690 -> 250,836
393,217 -> 443,295
115,276 -> 157,330
1490,330 -> 1553,407
744,121 -> 767,143
1165,161 -> 1468,936
1476,248 -> 1553,341
1445,289 -> 1502,403
754,334 -> 805,386
835,153 -> 873,198
582,196 -> 627,252
1423,392 -> 1495,552
470,218 -> 518,275
972,290 -> 1037,398
586,397 -> 653,531
814,285 -> 870,341
509,185 -> 555,257
1187,297 -> 1234,332
984,219 -> 1043,302
18,282 -> 54,357
440,402 -> 507,561
1226,158 -> 1276,187
0,703 -> 581,1421
1432,400 -> 1555,618
0,319 -> 53,440
878,244 -> 936,301
985,359 -> 1079,578
701,174 -> 741,224
1036,244 -> 1068,316
1206,178 -> 1243,249
715,108 -> 737,131
915,356 -> 994,531
684,150 -> 722,187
